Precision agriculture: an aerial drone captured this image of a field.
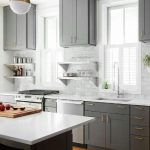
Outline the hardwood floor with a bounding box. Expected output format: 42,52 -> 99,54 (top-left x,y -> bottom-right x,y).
73,147 -> 87,150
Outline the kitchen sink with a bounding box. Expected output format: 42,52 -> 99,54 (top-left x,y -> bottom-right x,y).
97,97 -> 131,102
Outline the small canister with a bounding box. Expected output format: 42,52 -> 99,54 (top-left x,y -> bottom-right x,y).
17,57 -> 23,64
13,56 -> 18,64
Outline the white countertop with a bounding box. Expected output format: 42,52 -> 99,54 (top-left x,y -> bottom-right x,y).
0,112 -> 94,145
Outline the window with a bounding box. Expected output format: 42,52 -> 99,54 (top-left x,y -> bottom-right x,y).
40,15 -> 63,86
104,3 -> 140,92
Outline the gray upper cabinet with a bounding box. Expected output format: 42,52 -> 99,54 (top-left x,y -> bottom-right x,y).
139,0 -> 150,42
4,6 -> 17,50
4,5 -> 36,50
59,0 -> 96,47
26,5 -> 36,50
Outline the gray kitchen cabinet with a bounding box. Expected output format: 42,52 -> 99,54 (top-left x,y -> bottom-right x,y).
139,0 -> 150,42
59,0 -> 96,47
106,114 -> 129,150
4,6 -> 17,50
85,111 -> 106,148
4,5 -> 36,50
130,105 -> 150,150
84,102 -> 129,150
26,5 -> 36,50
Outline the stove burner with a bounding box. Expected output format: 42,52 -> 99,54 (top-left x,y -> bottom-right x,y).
18,90 -> 59,95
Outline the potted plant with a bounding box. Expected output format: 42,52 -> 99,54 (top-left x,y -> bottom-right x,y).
143,54 -> 150,73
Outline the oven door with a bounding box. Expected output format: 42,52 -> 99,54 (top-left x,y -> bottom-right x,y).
16,101 -> 43,109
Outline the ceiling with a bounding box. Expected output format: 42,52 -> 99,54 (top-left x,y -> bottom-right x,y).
0,0 -> 53,6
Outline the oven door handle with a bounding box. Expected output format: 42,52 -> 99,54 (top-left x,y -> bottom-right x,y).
57,99 -> 83,105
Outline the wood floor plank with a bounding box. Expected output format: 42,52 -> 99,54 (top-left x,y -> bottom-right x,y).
73,147 -> 87,150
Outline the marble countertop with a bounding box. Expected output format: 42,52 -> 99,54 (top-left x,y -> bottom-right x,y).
45,94 -> 150,106
1,91 -> 150,106
0,112 -> 94,145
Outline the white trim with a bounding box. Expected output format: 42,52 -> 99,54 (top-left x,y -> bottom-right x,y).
100,0 -> 141,94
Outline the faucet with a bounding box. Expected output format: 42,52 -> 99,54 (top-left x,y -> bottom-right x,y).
113,62 -> 123,98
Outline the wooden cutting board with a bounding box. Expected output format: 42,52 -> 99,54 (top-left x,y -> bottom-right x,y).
0,108 -> 42,118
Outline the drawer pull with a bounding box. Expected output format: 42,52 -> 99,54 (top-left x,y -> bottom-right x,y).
135,137 -> 144,140
135,106 -> 144,110
117,105 -> 126,109
134,116 -> 144,120
86,103 -> 94,106
135,127 -> 144,130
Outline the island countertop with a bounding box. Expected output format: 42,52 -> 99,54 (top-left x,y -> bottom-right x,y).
0,112 -> 94,145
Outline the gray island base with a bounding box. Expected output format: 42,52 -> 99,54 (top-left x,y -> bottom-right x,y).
0,131 -> 72,150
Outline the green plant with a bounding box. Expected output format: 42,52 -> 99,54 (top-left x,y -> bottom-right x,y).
143,54 -> 150,66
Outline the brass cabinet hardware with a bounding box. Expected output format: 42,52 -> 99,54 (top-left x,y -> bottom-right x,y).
134,116 -> 144,120
135,127 -> 144,130
135,136 -> 144,140
135,106 -> 144,110
117,105 -> 126,109
106,115 -> 109,124
86,103 -> 94,106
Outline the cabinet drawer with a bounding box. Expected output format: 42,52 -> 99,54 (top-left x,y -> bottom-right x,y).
85,102 -> 129,115
131,135 -> 149,150
131,106 -> 149,116
130,106 -> 149,126
45,99 -> 57,107
131,126 -> 149,137
130,115 -> 149,126
45,107 -> 57,113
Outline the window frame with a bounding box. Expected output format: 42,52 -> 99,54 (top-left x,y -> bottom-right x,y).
36,4 -> 64,88
100,0 -> 141,94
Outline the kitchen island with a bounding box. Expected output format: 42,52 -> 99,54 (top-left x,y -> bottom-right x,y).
0,112 -> 94,150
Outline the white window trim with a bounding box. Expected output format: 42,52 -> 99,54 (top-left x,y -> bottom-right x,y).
36,4 -> 64,89
100,0 -> 141,94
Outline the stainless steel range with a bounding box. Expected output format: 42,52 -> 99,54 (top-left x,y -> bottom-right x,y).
15,90 -> 59,110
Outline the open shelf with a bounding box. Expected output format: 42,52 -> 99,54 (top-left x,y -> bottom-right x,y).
58,76 -> 98,86
58,61 -> 98,71
5,63 -> 35,71
4,76 -> 35,79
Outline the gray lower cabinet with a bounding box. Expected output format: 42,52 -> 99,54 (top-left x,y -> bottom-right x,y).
84,102 -> 129,150
59,0 -> 96,47
4,5 -> 36,50
139,0 -> 150,42
106,114 -> 129,150
85,111 -> 106,148
130,105 -> 149,150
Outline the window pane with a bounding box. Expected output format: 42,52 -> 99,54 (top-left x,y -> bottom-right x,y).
41,51 -> 52,83
123,47 -> 137,85
45,17 -> 57,49
125,6 -> 138,43
109,8 -> 124,44
105,48 -> 119,83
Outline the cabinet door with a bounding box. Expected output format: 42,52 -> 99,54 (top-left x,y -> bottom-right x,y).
59,0 -> 73,46
139,0 -> 150,41
4,6 -> 17,50
16,14 -> 26,50
26,5 -> 36,50
106,114 -> 129,150
85,111 -> 106,148
73,0 -> 88,45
